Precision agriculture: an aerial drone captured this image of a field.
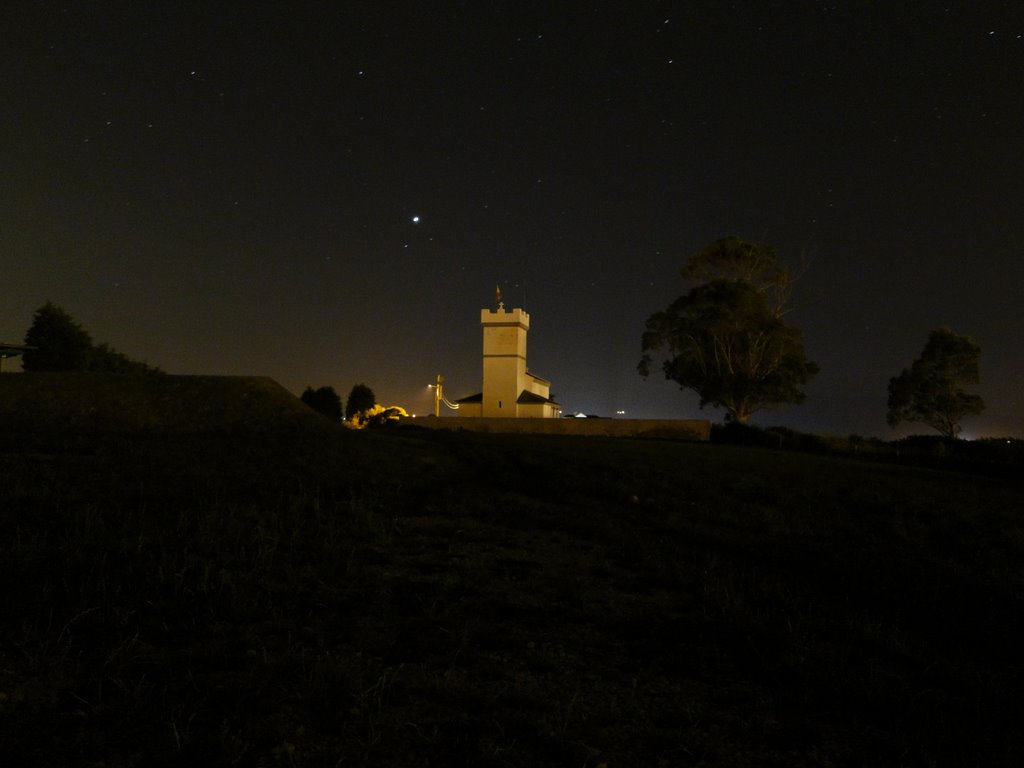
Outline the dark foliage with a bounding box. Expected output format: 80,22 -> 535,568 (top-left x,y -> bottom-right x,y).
364,406 -> 405,428
345,382 -> 376,419
22,302 -> 93,371
89,343 -> 162,374
22,302 -> 162,374
682,235 -> 793,313
640,278 -> 818,423
887,326 -> 985,439
300,385 -> 343,422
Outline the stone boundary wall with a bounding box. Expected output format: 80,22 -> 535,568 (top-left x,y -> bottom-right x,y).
409,417 -> 711,441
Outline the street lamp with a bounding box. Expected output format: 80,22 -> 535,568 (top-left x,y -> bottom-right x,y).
428,374 -> 460,416
428,374 -> 444,417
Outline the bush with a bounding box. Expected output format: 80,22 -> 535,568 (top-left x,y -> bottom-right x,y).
301,386 -> 343,422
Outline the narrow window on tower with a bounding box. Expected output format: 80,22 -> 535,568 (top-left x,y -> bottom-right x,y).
498,400 -> 502,409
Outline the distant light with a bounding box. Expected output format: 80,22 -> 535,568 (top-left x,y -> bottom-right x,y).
616,410 -> 626,415
411,215 -> 421,223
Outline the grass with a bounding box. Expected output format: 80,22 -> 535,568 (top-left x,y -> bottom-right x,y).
2,375 -> 1023,766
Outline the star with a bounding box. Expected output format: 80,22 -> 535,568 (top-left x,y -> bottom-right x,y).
411,215 -> 421,223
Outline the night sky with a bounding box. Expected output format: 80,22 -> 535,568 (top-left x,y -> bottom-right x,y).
3,2 -> 1022,437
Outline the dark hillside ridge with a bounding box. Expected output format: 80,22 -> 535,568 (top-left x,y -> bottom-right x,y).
3,378 -> 1024,764
412,415 -> 711,440
0,373 -> 326,434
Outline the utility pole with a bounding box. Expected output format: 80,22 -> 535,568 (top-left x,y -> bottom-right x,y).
432,374 -> 444,417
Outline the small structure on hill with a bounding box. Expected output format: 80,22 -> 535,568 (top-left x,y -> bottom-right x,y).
0,343 -> 35,373
455,291 -> 561,418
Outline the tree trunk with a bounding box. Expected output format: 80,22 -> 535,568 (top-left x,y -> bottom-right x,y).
729,407 -> 750,424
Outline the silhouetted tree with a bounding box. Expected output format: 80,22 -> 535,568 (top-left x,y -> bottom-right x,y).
301,385 -> 343,422
22,303 -> 162,373
681,236 -> 797,315
345,383 -> 376,420
23,302 -> 94,371
887,326 -> 985,439
639,238 -> 818,423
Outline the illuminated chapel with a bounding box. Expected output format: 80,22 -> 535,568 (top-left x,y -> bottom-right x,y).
455,294 -> 561,419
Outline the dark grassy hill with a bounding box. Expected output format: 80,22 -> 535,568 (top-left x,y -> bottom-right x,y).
0,373 -> 327,437
2,376 -> 1023,766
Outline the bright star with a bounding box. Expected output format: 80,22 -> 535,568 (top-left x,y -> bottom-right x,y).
411,215 -> 421,223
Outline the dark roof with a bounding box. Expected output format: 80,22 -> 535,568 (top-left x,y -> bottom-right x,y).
454,391 -> 558,405
0,343 -> 36,359
525,370 -> 551,386
517,390 -> 558,405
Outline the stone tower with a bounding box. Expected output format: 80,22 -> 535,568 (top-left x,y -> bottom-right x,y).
480,304 -> 530,417
455,292 -> 560,418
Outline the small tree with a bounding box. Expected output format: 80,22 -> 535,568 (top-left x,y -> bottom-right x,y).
301,385 -> 343,422
345,383 -> 376,421
887,326 -> 985,439
23,302 -> 94,371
